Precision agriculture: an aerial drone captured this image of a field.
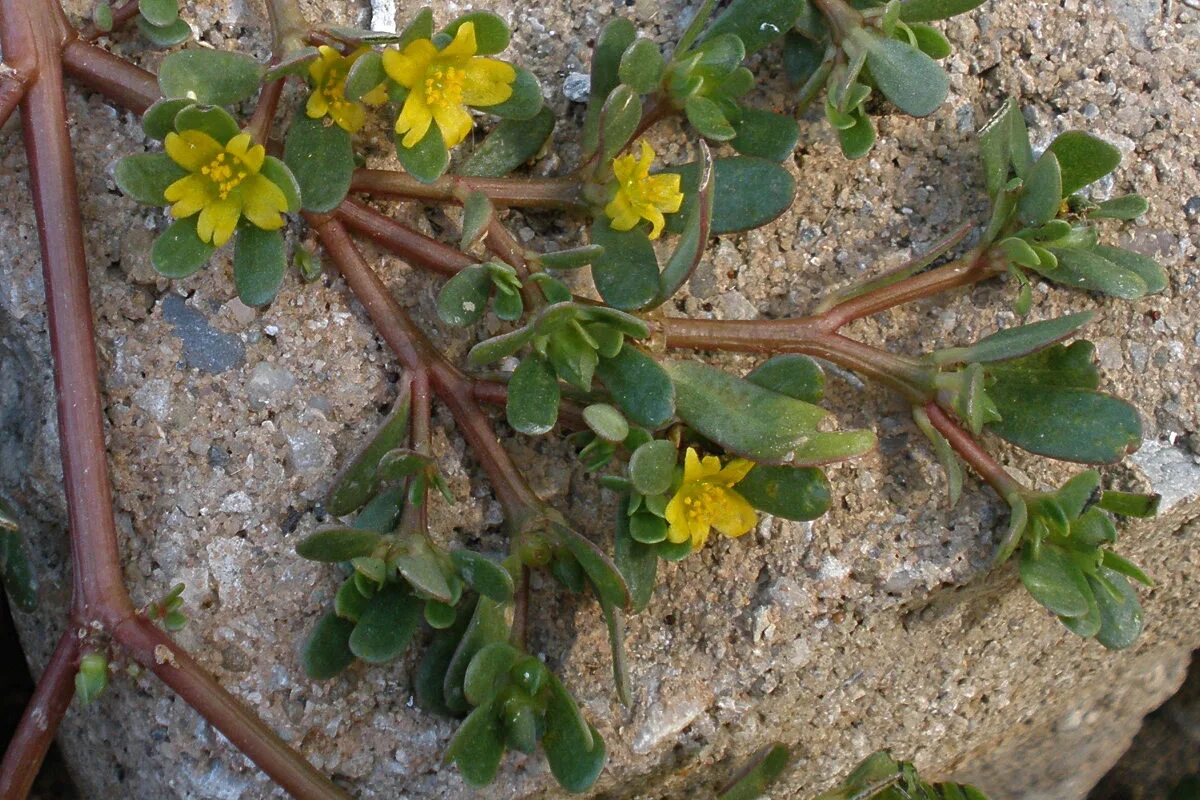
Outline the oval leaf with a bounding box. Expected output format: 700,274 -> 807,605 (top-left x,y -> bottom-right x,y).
507,355 -> 560,435
736,465 -> 831,521
158,49 -> 265,105
296,527 -> 381,562
1019,543 -> 1093,619
302,612 -> 356,679
284,116 -> 354,213
596,345 -> 675,429
348,582 -> 421,663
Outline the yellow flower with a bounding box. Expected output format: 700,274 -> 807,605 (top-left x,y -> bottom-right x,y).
163,130 -> 288,247
381,21 -> 516,149
306,45 -> 388,133
664,448 -> 757,549
605,140 -> 685,240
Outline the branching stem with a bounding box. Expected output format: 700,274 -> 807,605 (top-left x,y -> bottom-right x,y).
352,170 -> 586,210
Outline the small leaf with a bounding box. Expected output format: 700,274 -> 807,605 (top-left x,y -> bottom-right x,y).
115,153 -> 187,206
1091,245 -> 1167,295
583,18 -> 638,155
444,597 -> 513,714
618,38 -> 665,94
302,612 -> 356,679
1019,543 -> 1093,619
598,84 -> 643,166
898,0 -> 987,22
1017,150 -> 1062,227
736,465 -> 831,521
542,674 -> 606,792
94,2 -> 114,32
685,95 -> 737,141
860,33 -> 948,117
142,98 -> 194,140
507,355 -> 560,435
535,244 -> 604,270
444,698 -> 506,787
747,355 -> 824,403
554,524 -> 632,610
596,345 -> 676,429
837,108 -> 877,159
436,265 -> 491,327
988,384 -> 1142,464
702,0 -> 806,54
151,217 -> 215,278
138,0 -> 178,27
909,23 -> 952,58
334,577 -> 371,622
664,157 -> 795,235
158,49 -> 265,105
393,537 -> 454,603
589,220 -> 660,310
1043,247 -> 1150,300
934,312 -> 1094,366
137,16 -> 191,49
462,641 -> 519,706
1091,568 -> 1143,650
986,340 -> 1099,390
416,595 -> 476,715
628,440 -> 677,496
284,116 -> 354,213
614,497 -> 657,613
487,67 -> 544,120
1049,131 -> 1122,196
344,50 -> 385,102
451,550 -> 515,603
1097,490 -> 1160,518
259,156 -> 302,213
233,226 -> 286,307
327,387 -> 412,516
583,403 -> 629,443
655,142 -> 714,306
443,11 -> 511,55
296,527 -> 381,562
173,103 -> 239,144
264,47 -> 321,81
396,123 -> 450,184
730,107 -> 801,161
1100,550 -> 1153,587
0,531 -> 37,613
1090,195 -> 1149,220
600,597 -> 631,706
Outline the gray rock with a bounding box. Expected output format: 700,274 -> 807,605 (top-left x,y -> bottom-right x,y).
162,294 -> 246,374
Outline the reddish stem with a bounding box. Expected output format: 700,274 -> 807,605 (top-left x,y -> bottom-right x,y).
351,170 -> 585,210
335,198 -> 474,277
81,0 -> 139,41
0,630 -> 80,798
61,38 -> 159,114
246,78 -> 285,144
0,66 -> 32,128
922,402 -> 1022,499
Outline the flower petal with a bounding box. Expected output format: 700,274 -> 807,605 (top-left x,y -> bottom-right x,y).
395,92 -> 434,148
433,102 -> 474,149
440,21 -> 478,59
164,174 -> 212,218
710,490 -> 757,539
332,101 -> 367,133
644,207 -> 667,240
682,448 -> 704,484
164,129 -> 223,172
196,197 -> 240,246
647,174 -> 684,213
664,494 -> 691,544
697,454 -> 725,480
715,458 -> 754,487
461,57 -> 516,106
383,40 -> 437,88
224,134 -> 265,174
605,195 -> 641,231
306,89 -> 330,120
241,175 -> 288,231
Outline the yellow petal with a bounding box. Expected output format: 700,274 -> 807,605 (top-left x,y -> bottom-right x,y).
383,40 -> 437,87
361,83 -> 390,106
715,458 -> 754,487
440,21 -> 478,59
634,140 -> 655,177
697,454 -> 725,480
664,495 -> 691,544
611,152 -> 638,186
647,173 -> 684,213
395,92 -> 433,148
164,174 -> 211,218
461,57 -> 516,106
644,207 -> 666,240
433,103 -> 474,149
241,175 -> 288,231
196,197 -> 240,246
224,134 -> 265,174
605,195 -> 641,231
682,447 -> 704,484
164,129 -> 223,172
306,89 -> 330,120
309,46 -> 336,81
332,102 -> 367,133
710,490 -> 758,538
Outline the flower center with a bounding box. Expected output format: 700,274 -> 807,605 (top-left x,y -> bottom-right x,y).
322,63 -> 352,110
200,152 -> 249,200
681,483 -> 724,525
424,64 -> 465,108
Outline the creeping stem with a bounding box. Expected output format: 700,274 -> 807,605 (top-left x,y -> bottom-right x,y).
922,403 -> 1024,500
352,169 -> 586,210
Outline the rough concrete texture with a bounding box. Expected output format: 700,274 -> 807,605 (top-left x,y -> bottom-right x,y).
1,0 -> 1198,798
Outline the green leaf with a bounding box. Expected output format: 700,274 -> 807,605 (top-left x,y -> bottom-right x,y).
589,219 -> 660,310
553,524 -> 632,610
1048,131 -> 1122,196
451,550 -> 515,604
730,107 -> 800,161
1091,245 -> 1167,295
343,49 -> 385,101
264,47 -> 321,82
978,99 -> 1031,195
507,355 -> 560,435
666,360 -> 827,462
461,107 -> 555,178
173,103 -> 239,144
233,226 -> 286,307
416,595 -> 476,715
487,67 -> 543,120
348,582 -> 421,663
0,531 -> 37,613
284,116 -> 354,213
542,674 -> 606,792
655,143 -> 714,304
614,498 -> 657,613
444,698 -> 506,787
259,156 -> 302,213
466,325 -> 537,367
618,38 -> 665,94
1055,469 -> 1101,519
1091,195 -> 1149,220
151,217 -> 215,278
136,16 -> 190,47
685,95 -> 737,141
909,22 -> 952,58
296,527 -> 381,562
898,0 -> 986,22
399,8 -> 434,46
665,156 -> 794,235
583,404 -> 630,443
600,597 -> 632,706
397,123 -> 450,184
597,84 -> 643,166
1043,246 -> 1150,300
437,265 -> 491,327
444,597 -> 512,714
393,537 -> 454,603
736,465 -> 831,521
1074,508 -> 1119,548
747,355 -> 824,402
142,98 -> 193,140
1017,150 -> 1063,227
138,0 -> 178,26
114,153 -> 186,206
1091,568 -> 1143,649
1101,550 -> 1153,587
94,2 -> 114,32
302,612 -> 356,679
988,384 -> 1142,464
836,108 -> 877,159
935,312 -> 1094,366
860,33 -> 948,117
334,577 -> 371,622
1019,543 -> 1093,619
719,743 -> 792,800
629,511 -> 668,544
702,0 -> 806,54
986,340 -> 1099,389
462,641 -> 520,706
1097,490 -> 1160,518
596,346 -> 676,429
158,49 -> 265,105
327,388 -> 411,516
628,440 -> 677,496
443,11 -> 511,55
535,244 -> 604,270
583,18 -> 637,155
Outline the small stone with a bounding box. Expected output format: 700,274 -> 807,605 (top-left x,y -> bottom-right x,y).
562,72 -> 590,103
245,362 -> 296,409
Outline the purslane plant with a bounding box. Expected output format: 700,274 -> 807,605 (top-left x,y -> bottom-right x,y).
0,0 -> 1169,797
